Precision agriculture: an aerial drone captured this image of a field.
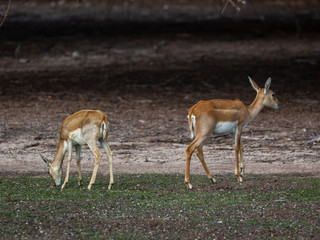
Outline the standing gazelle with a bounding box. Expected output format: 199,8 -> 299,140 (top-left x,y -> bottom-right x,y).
185,77 -> 279,189
41,110 -> 114,190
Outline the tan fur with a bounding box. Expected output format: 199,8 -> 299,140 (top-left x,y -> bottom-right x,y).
41,110 -> 114,190
185,77 -> 280,189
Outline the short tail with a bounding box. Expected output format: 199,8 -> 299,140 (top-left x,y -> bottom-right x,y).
188,114 -> 196,139
101,120 -> 109,140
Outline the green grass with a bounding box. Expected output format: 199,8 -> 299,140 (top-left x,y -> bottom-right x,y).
0,174 -> 319,239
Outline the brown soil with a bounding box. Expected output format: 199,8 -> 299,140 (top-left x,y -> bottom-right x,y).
0,0 -> 319,179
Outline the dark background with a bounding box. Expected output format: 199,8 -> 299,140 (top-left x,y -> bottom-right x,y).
1,0 -> 320,96
0,0 -> 319,176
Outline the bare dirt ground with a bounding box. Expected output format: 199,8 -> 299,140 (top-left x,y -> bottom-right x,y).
0,0 -> 319,180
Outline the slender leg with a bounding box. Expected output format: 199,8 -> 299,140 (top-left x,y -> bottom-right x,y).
185,138 -> 197,190
234,128 -> 243,182
185,135 -> 210,189
75,145 -> 82,186
185,116 -> 214,190
196,145 -> 216,183
239,139 -> 245,176
87,141 -> 102,190
62,141 -> 73,189
101,140 -> 114,190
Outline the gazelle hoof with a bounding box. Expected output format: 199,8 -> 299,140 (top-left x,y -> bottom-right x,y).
185,182 -> 193,190
237,176 -> 243,183
108,183 -> 114,190
209,178 -> 217,184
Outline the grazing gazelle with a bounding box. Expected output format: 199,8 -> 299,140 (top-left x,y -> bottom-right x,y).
40,110 -> 114,190
185,77 -> 279,189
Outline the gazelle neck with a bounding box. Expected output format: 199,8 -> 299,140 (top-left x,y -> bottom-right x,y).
51,140 -> 67,169
247,90 -> 265,121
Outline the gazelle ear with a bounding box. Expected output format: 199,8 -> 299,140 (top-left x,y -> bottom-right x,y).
248,76 -> 259,92
40,154 -> 52,166
264,77 -> 272,94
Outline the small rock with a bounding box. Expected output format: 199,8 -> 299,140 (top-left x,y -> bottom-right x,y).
19,58 -> 30,64
72,51 -> 80,59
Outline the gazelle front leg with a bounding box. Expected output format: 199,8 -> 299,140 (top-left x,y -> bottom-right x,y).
87,141 -> 102,190
100,140 -> 114,190
75,145 -> 82,186
62,141 -> 73,189
239,139 -> 245,177
234,128 -> 243,183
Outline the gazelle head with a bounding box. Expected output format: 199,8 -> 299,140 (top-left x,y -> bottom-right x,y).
40,154 -> 62,186
248,76 -> 280,109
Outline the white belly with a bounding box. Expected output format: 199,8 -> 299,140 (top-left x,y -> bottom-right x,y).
213,121 -> 238,134
69,129 -> 87,145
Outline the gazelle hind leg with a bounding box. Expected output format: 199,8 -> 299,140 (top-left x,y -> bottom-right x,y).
185,139 -> 197,190
196,146 -> 216,183
185,134 -> 210,189
185,118 -> 215,190
100,139 -> 114,190
75,145 -> 82,186
87,141 -> 102,190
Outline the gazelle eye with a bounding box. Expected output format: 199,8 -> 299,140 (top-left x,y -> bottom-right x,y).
272,93 -> 275,98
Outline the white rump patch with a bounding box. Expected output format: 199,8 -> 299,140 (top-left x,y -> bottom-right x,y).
191,115 -> 196,126
100,121 -> 107,138
214,121 -> 238,134
188,115 -> 197,139
190,115 -> 196,139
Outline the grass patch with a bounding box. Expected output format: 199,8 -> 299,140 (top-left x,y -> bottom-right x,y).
0,174 -> 319,239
